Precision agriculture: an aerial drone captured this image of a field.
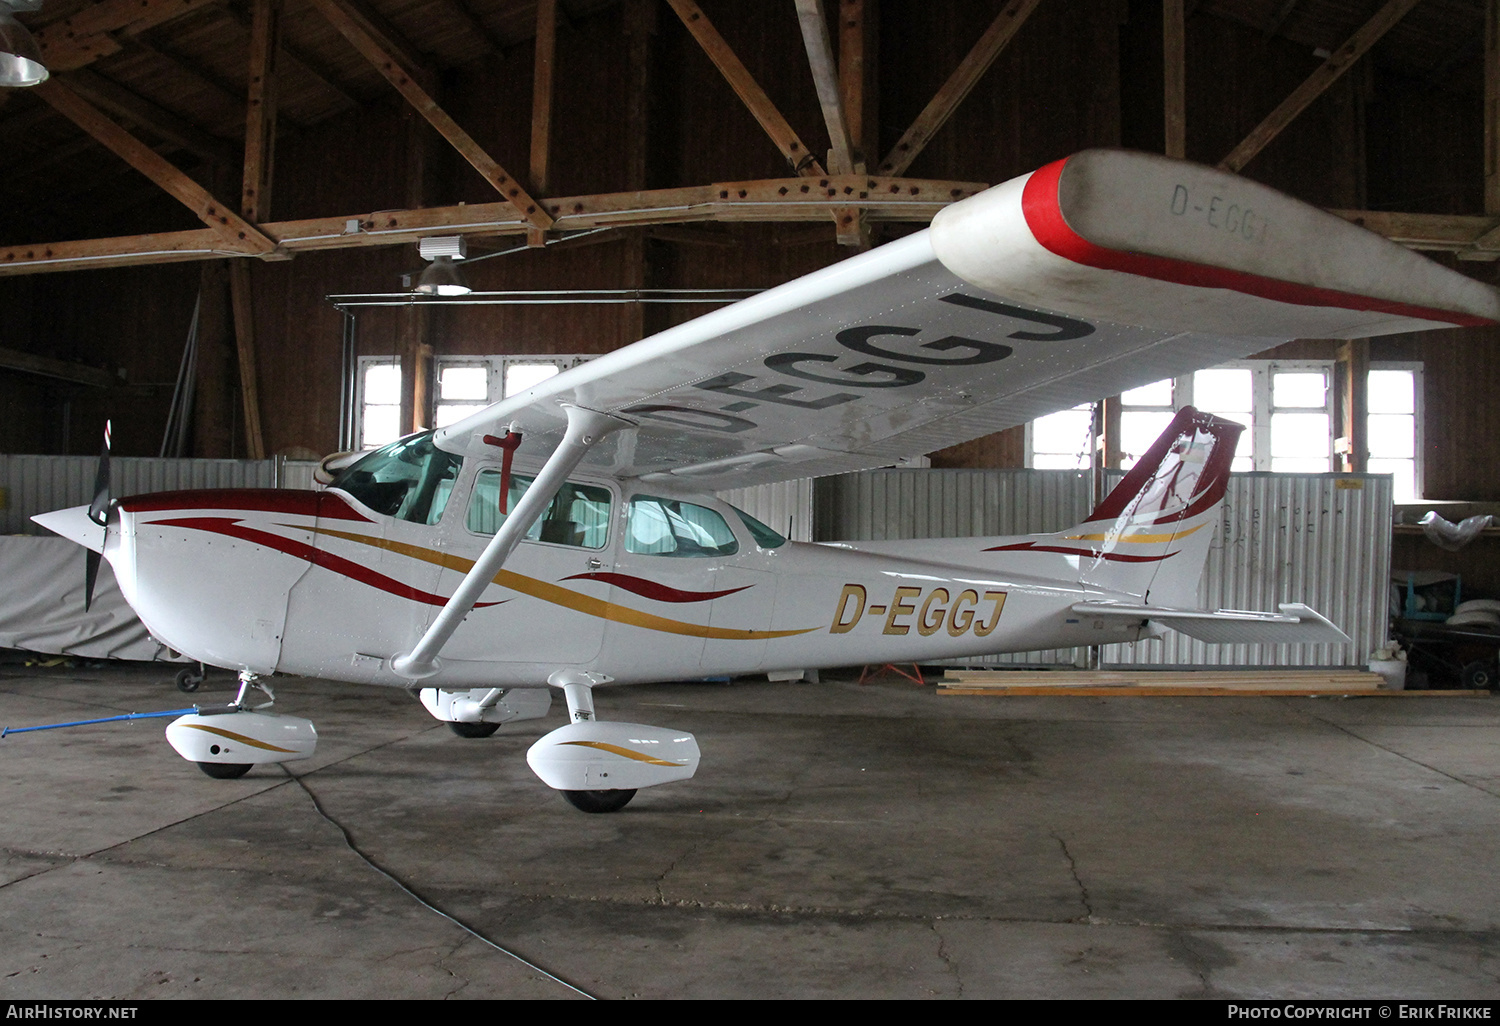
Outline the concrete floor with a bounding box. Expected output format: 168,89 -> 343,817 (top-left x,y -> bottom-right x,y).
1,662 -> 1498,1000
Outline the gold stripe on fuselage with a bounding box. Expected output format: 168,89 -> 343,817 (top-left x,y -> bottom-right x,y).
305,526 -> 817,642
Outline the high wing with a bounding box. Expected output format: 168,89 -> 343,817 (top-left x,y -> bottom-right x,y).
436,149 -> 1500,490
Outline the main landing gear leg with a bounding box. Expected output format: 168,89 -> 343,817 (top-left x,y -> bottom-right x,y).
553,672 -> 634,812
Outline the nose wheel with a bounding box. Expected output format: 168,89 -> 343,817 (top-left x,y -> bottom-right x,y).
175,664 -> 206,693
563,789 -> 637,813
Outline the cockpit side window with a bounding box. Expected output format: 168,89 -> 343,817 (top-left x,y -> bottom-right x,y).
332,433 -> 462,525
626,496 -> 739,557
466,471 -> 611,549
729,505 -> 787,548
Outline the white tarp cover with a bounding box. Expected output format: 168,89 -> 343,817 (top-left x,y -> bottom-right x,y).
0,536 -> 184,662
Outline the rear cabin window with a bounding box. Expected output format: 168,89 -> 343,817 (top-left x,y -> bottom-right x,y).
626,497 -> 739,557
466,471 -> 611,549
333,432 -> 461,525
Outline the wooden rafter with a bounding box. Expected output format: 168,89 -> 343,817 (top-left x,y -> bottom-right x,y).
795,0 -> 853,174
212,1 -> 361,113
0,175 -> 990,274
877,0 -> 1042,177
0,345 -> 118,388
34,0 -> 221,73
1487,0 -> 1500,214
795,0 -> 863,247
33,78 -> 276,255
228,261 -> 266,459
666,0 -> 825,176
839,0 -> 867,166
1163,0 -> 1186,159
306,0 -> 553,230
65,68 -> 235,165
241,0 -> 281,222
531,0 -> 556,197
1219,0 -> 1425,173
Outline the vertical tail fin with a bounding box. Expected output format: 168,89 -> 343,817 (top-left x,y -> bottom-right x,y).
1069,406 -> 1242,607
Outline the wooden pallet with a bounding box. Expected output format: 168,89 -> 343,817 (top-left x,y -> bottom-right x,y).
936,669 -> 1486,698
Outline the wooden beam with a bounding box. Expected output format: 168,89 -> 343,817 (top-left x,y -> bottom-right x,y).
1335,338 -> 1368,474
795,0 -> 863,247
227,260 -> 266,459
306,0 -> 553,230
212,1 -> 361,113
839,0 -> 868,167
0,177 -> 993,274
241,0 -> 282,222
122,35 -> 252,120
796,0 -> 853,174
32,78 -> 276,255
33,0 -> 220,72
530,0 -> 555,196
0,345 -> 118,388
1219,0 -> 1424,174
1330,208 -> 1500,259
64,68 -> 236,165
623,0 -> 655,192
1163,0 -> 1186,159
666,0 -> 825,176
1487,0 -> 1500,214
877,0 -> 1042,177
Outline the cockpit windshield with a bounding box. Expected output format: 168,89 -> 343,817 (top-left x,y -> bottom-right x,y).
331,432 -> 462,525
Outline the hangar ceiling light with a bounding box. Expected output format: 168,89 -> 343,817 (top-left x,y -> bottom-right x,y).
0,0 -> 47,88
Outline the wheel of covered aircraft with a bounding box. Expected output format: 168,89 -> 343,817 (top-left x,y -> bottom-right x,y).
196,762 -> 252,779
448,721 -> 501,738
562,788 -> 637,813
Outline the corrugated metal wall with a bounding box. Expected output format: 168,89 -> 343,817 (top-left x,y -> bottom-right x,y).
813,469 -> 1096,541
812,469 -> 1390,669
1,456 -> 320,535
1101,473 -> 1391,669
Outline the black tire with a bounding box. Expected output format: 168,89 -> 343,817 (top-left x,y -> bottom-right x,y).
175,666 -> 204,693
1461,660 -> 1494,690
197,761 -> 252,779
448,721 -> 500,738
562,789 -> 637,813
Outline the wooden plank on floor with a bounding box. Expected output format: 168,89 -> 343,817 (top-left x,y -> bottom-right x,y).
938,686 -> 1485,698
931,668 -> 1470,696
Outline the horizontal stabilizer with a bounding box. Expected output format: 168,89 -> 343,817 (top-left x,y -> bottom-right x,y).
1071,601 -> 1350,646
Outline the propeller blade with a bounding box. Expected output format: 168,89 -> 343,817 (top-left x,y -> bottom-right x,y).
84,549 -> 101,613
87,419 -> 111,526
84,419 -> 111,612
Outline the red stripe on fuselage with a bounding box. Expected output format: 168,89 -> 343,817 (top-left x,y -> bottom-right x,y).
983,541 -> 1174,563
121,490 -> 371,522
1021,157 -> 1495,328
149,516 -> 498,608
559,572 -> 752,603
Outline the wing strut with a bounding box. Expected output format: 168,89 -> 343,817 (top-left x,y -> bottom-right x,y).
391,404 -> 631,680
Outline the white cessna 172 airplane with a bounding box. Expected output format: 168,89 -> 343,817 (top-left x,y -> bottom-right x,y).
33,150 -> 1500,812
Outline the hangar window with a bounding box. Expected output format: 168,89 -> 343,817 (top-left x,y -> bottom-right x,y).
433,355 -> 595,429
355,355 -> 595,450
1025,361 -> 1421,498
358,358 -> 403,450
